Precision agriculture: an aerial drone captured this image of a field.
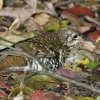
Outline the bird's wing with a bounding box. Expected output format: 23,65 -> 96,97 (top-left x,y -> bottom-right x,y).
18,33 -> 62,58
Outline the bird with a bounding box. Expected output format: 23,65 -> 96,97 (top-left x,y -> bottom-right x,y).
0,28 -> 84,71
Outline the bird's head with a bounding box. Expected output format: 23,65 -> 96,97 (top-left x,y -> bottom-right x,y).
58,28 -> 84,50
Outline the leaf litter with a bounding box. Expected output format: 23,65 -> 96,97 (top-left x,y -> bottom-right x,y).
0,0 -> 100,100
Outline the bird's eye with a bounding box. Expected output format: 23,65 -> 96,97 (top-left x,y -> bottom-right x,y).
72,34 -> 78,39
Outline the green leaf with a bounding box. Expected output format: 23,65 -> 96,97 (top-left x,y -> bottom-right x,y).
44,19 -> 69,32
44,22 -> 60,32
33,31 -> 40,35
1,99 -> 10,100
96,96 -> 100,100
25,75 -> 60,89
90,75 -> 100,81
75,96 -> 94,100
86,62 -> 100,69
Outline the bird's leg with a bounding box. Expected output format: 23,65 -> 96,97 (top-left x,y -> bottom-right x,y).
58,49 -> 63,66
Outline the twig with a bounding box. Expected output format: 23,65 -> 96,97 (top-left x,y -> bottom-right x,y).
54,0 -> 86,8
0,67 -> 100,94
0,68 -> 25,74
1,68 -> 100,94
85,16 -> 100,27
4,73 -> 21,83
26,71 -> 100,94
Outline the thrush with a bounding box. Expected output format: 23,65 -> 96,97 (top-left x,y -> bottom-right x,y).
0,28 -> 84,71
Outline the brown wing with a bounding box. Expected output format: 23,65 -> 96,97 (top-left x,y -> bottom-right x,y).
0,55 -> 28,71
18,33 -> 63,58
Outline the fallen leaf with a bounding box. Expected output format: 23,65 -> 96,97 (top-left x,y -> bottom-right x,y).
24,0 -> 37,9
44,2 -> 57,15
44,19 -> 69,32
86,62 -> 100,69
87,30 -> 100,42
0,0 -> 3,9
85,16 -> 100,27
96,96 -> 100,100
0,89 -> 8,98
13,94 -> 24,100
77,57 -> 90,65
66,48 -> 94,65
78,21 -> 93,33
91,64 -> 100,75
0,30 -> 36,50
28,90 -> 44,100
63,64 -> 82,72
61,13 -> 81,27
75,96 -> 94,100
63,6 -> 95,17
28,90 -> 63,100
9,86 -> 33,98
0,80 -> 10,88
88,0 -> 99,6
34,13 -> 50,26
24,17 -> 45,33
96,37 -> 100,43
94,40 -> 100,54
57,68 -> 75,79
78,41 -> 95,52
90,74 -> 100,81
0,7 -> 35,25
25,75 -> 60,89
73,72 -> 90,81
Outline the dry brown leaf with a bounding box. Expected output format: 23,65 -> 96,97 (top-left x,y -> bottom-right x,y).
0,6 -> 56,27
61,13 -> 81,27
85,16 -> 100,27
0,0 -> 3,9
78,26 -> 91,33
78,41 -> 95,52
0,7 -> 35,25
44,2 -> 57,15
0,26 -> 8,37
73,72 -> 90,81
88,0 -> 99,6
82,21 -> 93,28
9,86 -> 33,98
0,31 -> 35,49
24,17 -> 38,31
79,21 -> 93,33
24,17 -> 44,33
51,0 -> 59,4
96,37 -> 100,42
94,40 -> 100,54
24,0 -> 37,9
34,13 -> 50,26
0,32 -> 7,37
